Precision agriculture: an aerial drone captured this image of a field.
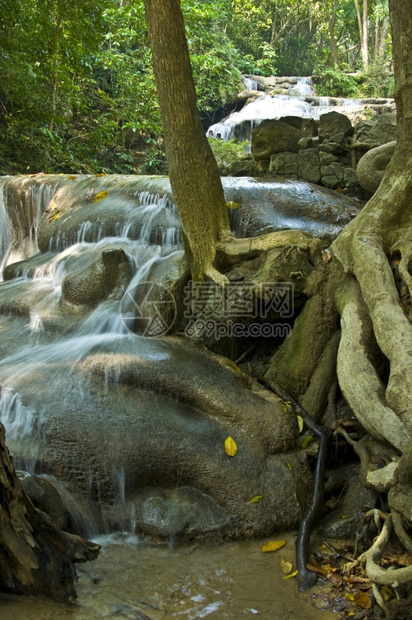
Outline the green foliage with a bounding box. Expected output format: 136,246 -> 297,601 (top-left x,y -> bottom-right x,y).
208,138 -> 250,175
312,69 -> 361,98
0,0 -> 395,175
360,63 -> 395,98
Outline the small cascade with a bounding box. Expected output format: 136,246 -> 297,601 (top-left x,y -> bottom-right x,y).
207,75 -> 364,142
0,183 -> 13,281
242,75 -> 258,91
0,173 -> 360,543
2,177 -> 59,266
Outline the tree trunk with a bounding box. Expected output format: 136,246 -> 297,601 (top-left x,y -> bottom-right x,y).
354,0 -> 369,71
328,0 -> 339,67
0,421 -> 99,602
143,0 -> 231,283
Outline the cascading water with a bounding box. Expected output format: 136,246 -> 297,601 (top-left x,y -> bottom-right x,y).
208,75 -> 363,142
0,174 -> 357,617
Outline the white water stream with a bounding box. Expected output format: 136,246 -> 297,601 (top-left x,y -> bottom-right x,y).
0,172 -> 347,617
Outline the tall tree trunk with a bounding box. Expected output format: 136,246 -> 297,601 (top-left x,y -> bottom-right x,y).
0,422 -> 99,601
49,12 -> 62,133
328,0 -> 339,67
354,0 -> 369,71
143,0 -> 231,283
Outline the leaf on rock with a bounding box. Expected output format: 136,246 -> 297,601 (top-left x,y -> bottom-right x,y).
281,401 -> 292,414
296,415 -> 304,433
226,201 -> 241,210
300,435 -> 314,449
94,190 -> 108,202
262,540 -> 286,553
224,436 -> 237,457
321,249 -> 332,262
249,495 -> 263,503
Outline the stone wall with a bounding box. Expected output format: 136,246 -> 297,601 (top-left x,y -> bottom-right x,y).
251,111 -> 397,196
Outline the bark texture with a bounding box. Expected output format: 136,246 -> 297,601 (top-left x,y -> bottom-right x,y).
143,0 -> 231,282
0,422 -> 99,602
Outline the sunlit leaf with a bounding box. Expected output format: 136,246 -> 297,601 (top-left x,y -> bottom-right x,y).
262,540 -> 286,553
282,569 -> 298,579
296,415 -> 304,433
249,495 -> 263,503
226,201 -> 241,210
286,462 -> 292,471
280,557 -> 294,574
300,435 -> 314,449
224,436 -> 237,456
280,402 -> 289,414
94,190 -> 108,202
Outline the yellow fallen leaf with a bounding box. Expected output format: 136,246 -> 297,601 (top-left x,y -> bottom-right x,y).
381,586 -> 394,601
280,557 -> 294,574
226,201 -> 241,210
280,400 -> 292,414
296,415 -> 304,433
262,540 -> 286,553
286,462 -> 292,471
300,435 -> 314,449
95,172 -> 107,177
224,436 -> 237,457
224,359 -> 242,372
249,495 -> 263,503
354,591 -> 371,609
68,175 -> 77,180
94,190 -> 108,202
282,569 -> 298,579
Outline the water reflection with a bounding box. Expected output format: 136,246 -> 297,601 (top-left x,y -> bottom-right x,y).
0,532 -> 335,619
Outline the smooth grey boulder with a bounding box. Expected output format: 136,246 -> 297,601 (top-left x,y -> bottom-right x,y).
356,140 -> 396,194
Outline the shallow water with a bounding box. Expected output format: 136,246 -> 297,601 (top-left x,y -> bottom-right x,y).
0,532 -> 335,619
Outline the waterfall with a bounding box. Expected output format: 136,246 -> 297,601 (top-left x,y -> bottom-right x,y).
207,75 -> 363,142
0,182 -> 13,281
0,173 -> 359,542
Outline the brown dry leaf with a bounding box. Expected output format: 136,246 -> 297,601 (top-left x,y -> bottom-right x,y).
354,591 -> 372,609
306,563 -> 329,575
262,540 -> 286,553
321,249 -> 332,262
224,436 -> 237,457
328,572 -> 343,587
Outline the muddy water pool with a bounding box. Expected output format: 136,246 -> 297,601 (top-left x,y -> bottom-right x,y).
0,531 -> 336,619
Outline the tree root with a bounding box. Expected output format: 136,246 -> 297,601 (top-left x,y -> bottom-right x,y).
336,288 -> 409,452
392,510 -> 412,554
361,514 -> 412,585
